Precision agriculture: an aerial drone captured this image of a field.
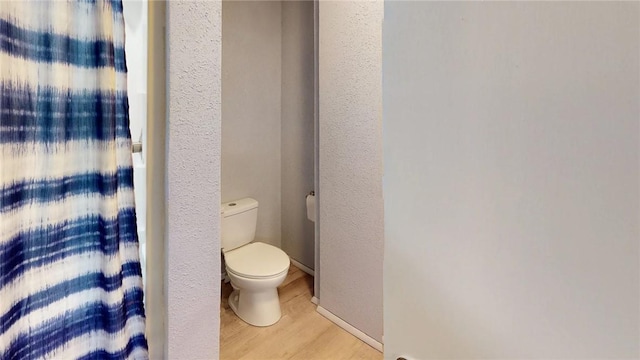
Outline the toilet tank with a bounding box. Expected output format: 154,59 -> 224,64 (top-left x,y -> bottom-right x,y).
221,198 -> 258,251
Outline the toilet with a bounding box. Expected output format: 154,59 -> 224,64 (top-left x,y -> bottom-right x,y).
222,198 -> 290,326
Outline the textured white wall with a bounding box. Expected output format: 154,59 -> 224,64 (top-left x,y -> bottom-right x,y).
166,2 -> 221,358
383,2 -> 639,359
222,1 -> 282,248
281,0 -> 315,269
318,0 -> 384,342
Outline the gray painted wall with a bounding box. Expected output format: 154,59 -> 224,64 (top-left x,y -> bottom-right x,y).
383,2 -> 639,359
281,0 -> 315,269
222,1 -> 282,248
145,2 -> 166,358
166,1 -> 221,358
318,0 -> 384,342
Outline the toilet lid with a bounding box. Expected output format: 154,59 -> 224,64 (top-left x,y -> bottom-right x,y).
225,242 -> 290,279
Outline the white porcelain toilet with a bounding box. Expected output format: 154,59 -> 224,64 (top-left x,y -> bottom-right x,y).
222,198 -> 290,326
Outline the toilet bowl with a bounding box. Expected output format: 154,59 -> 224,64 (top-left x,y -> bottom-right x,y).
224,242 -> 290,326
222,198 -> 290,326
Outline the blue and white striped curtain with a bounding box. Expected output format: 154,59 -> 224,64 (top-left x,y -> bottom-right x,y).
0,1 -> 148,358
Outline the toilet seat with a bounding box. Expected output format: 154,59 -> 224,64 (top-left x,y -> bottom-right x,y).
225,242 -> 290,279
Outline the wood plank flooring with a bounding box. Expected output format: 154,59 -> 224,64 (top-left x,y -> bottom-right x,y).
220,266 -> 382,360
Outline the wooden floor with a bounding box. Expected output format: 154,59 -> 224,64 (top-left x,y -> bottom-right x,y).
220,266 -> 382,360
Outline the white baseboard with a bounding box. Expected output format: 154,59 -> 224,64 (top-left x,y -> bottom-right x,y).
311,296 -> 318,305
290,258 -> 314,277
316,305 -> 383,352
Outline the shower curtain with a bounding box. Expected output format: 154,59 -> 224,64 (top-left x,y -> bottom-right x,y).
0,1 -> 148,358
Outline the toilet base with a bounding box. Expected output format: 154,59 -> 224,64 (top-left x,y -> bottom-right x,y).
228,288 -> 282,327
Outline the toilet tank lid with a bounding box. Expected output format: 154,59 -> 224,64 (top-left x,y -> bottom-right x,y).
222,198 -> 258,217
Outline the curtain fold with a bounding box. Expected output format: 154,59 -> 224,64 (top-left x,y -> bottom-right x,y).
0,1 -> 148,358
